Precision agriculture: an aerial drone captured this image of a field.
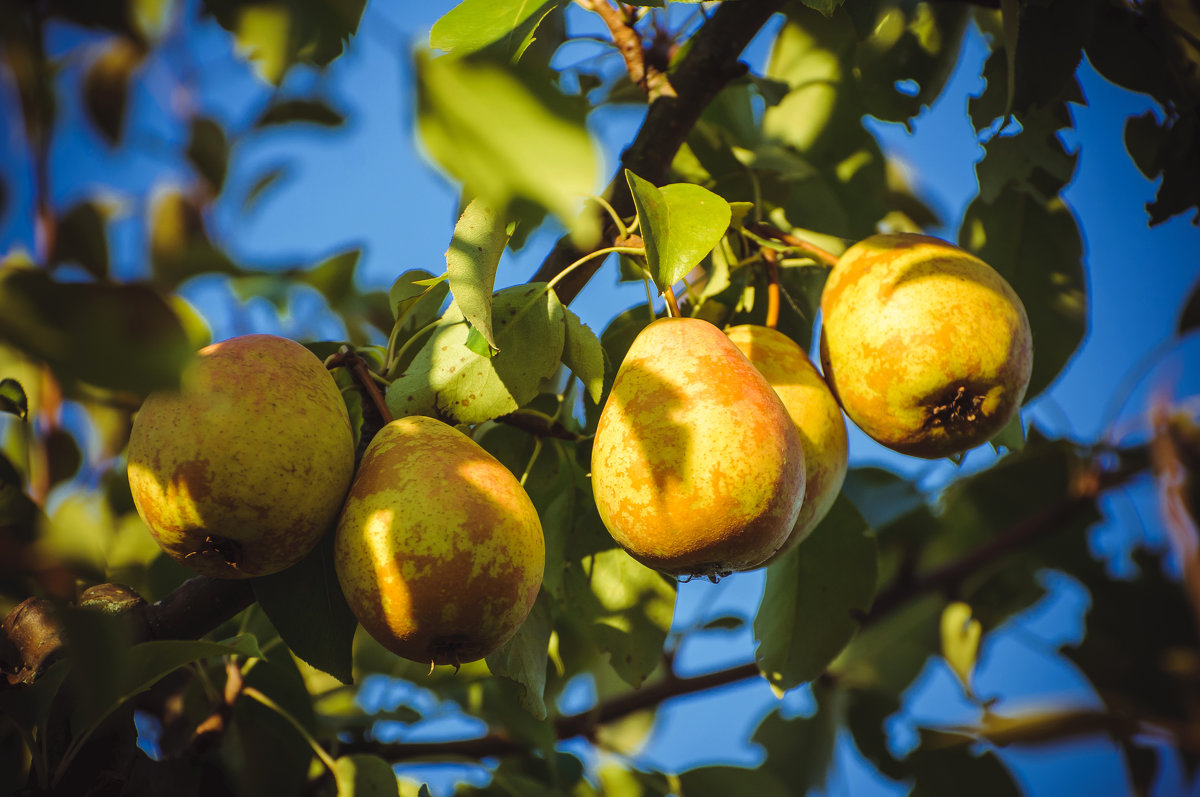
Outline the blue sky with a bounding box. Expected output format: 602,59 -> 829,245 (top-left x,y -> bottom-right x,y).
2,2 -> 1199,795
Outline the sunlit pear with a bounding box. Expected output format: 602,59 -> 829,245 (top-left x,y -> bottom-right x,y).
127,334 -> 355,578
819,233 -> 1033,459
727,324 -> 848,562
333,416 -> 544,668
590,317 -> 805,580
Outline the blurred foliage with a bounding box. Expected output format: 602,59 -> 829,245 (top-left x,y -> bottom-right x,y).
1,0 -> 1198,795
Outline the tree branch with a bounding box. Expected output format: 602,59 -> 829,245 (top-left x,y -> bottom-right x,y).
531,0 -> 788,303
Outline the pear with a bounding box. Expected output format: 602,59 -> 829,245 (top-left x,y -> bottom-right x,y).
333,416 -> 544,667
819,233 -> 1033,459
127,334 -> 355,578
590,317 -> 805,579
726,325 -> 847,562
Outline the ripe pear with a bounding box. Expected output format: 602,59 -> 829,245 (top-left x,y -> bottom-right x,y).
819,233 -> 1033,459
726,325 -> 848,562
333,416 -> 544,667
590,317 -> 805,579
127,334 -> 355,578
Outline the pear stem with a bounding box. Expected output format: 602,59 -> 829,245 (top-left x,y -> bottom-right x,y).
763,246 -> 781,330
328,347 -> 393,425
663,289 -> 682,318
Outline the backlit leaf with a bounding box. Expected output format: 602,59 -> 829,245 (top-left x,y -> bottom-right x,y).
386,283 -> 565,424
447,198 -> 509,352
562,548 -> 676,688
416,52 -> 599,241
333,754 -> 401,797
561,307 -> 604,403
625,171 -> 731,294
431,0 -> 559,62
0,265 -> 194,396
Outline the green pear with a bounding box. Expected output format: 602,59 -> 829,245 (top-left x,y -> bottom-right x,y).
590,317 -> 806,579
333,415 -> 544,667
127,334 -> 355,578
726,324 -> 848,562
820,233 -> 1033,459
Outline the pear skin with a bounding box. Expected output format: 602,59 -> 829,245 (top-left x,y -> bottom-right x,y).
590,317 -> 805,579
127,334 -> 356,578
727,325 -> 848,562
333,416 -> 544,667
819,233 -> 1033,459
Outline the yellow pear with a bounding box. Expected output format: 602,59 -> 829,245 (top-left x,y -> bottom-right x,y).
590,317 -> 805,579
127,334 -> 355,578
726,325 -> 847,562
333,416 -> 544,667
819,233 -> 1033,459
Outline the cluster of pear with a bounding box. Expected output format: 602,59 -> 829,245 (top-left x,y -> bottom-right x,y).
589,233 -> 1033,579
125,233 -> 1031,661
127,335 -> 544,667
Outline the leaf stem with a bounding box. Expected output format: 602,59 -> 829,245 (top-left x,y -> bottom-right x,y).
385,320 -> 442,380
744,222 -> 840,269
588,194 -> 628,239
546,245 -> 646,295
243,686 -> 339,775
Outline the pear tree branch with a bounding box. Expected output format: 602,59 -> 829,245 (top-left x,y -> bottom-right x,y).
333,452 -> 1145,763
531,0 -> 788,303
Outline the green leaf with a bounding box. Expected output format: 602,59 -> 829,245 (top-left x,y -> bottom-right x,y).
0,265 -> 194,396
906,731 -> 1022,797
600,304 -> 658,373
186,116 -> 228,194
752,683 -> 838,792
51,201 -> 111,279
202,0 -> 366,84
386,283 -> 565,424
255,98 -> 345,128
0,658 -> 69,738
243,165 -> 288,212
677,766 -> 792,797
446,198 -> 510,352
430,0 -> 559,62
939,601 -> 982,692
753,496 -> 876,691
800,0 -> 842,15
252,531 -> 357,684
83,36 -> 143,145
300,249 -> 360,308
624,171 -> 731,294
840,466 -> 926,529
486,590 -> 553,719
959,186 -> 1086,400
562,548 -> 676,688
560,307 -> 604,403
0,378 -> 28,420
333,754 -> 401,797
416,52 -> 599,241
975,106 -> 1077,203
